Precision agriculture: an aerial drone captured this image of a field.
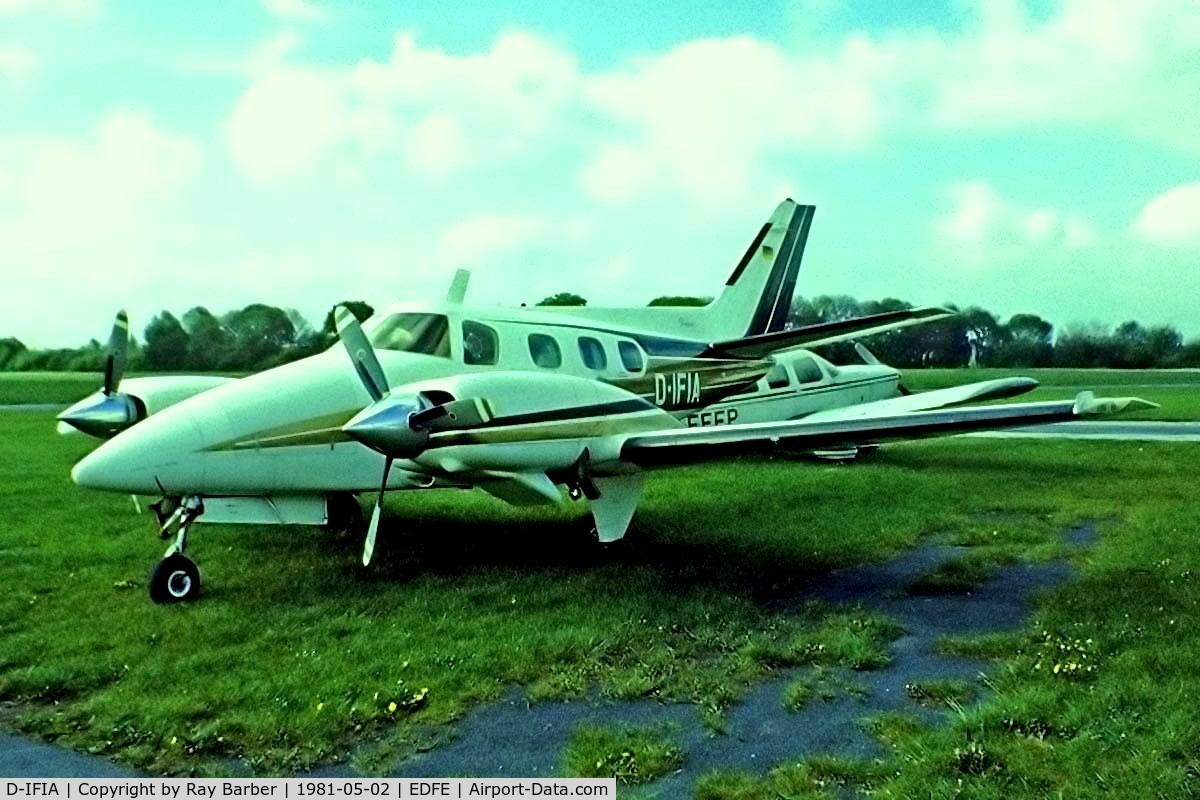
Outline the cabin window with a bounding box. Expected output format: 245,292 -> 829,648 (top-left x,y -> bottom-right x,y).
618,341 -> 644,373
369,313 -> 450,357
462,321 -> 499,365
528,333 -> 562,369
765,363 -> 790,389
794,357 -> 824,384
578,336 -> 608,370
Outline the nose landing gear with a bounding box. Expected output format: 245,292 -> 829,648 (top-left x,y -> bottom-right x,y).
149,496 -> 204,603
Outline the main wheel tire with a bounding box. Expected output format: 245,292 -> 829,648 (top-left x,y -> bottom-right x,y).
149,554 -> 201,603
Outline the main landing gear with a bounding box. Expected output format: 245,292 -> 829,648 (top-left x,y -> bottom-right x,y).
148,496 -> 204,603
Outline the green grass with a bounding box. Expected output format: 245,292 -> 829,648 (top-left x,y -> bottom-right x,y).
782,668 -> 867,711
0,372 -> 244,405
0,372 -> 103,404
867,712 -> 930,749
0,410 -> 914,774
695,755 -> 886,800
903,678 -> 976,707
1,409 -> 1199,795
901,367 -> 1200,421
906,553 -> 1001,595
563,725 -> 684,784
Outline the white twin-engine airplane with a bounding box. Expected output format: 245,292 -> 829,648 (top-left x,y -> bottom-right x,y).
62,200 -> 1153,603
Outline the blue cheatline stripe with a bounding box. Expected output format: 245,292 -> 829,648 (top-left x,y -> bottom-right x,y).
725,222 -> 771,286
764,205 -> 814,333
744,205 -> 814,337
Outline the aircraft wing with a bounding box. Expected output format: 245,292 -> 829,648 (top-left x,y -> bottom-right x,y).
799,377 -> 1040,422
705,307 -> 954,359
619,392 -> 1156,467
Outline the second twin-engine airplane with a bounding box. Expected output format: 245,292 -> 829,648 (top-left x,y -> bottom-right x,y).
64,200 -> 1154,603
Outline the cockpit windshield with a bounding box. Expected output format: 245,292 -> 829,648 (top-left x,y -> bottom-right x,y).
368,313 -> 451,357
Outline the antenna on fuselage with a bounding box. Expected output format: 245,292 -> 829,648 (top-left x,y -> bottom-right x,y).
446,269 -> 470,304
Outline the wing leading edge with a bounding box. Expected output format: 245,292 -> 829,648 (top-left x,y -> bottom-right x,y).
619,392 -> 1157,467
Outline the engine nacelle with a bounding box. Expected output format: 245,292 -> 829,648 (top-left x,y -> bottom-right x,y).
57,375 -> 234,439
372,371 -> 676,473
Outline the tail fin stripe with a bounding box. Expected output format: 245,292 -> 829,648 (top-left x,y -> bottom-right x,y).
744,204 -> 814,336
765,204 -> 814,333
725,223 -> 771,287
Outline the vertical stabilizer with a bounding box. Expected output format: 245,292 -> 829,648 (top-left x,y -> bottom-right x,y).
701,200 -> 814,339
528,199 -> 815,343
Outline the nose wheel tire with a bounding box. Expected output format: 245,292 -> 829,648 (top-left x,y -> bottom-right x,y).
149,553 -> 201,603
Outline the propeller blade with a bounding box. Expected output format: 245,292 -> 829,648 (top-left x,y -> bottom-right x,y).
409,397 -> 493,431
363,456 -> 392,566
853,341 -> 881,366
103,310 -> 129,396
854,340 -> 910,394
363,505 -> 381,566
335,305 -> 389,403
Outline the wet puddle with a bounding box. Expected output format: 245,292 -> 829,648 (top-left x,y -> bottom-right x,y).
369,525 -> 1097,795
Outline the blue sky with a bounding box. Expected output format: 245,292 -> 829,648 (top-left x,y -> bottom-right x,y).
1,0 -> 1197,347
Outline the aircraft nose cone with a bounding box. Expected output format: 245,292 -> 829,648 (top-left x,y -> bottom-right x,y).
70,411 -> 207,494
72,446 -> 113,489
71,437 -> 147,492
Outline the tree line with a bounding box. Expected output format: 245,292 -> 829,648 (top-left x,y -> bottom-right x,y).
1,294 -> 1196,372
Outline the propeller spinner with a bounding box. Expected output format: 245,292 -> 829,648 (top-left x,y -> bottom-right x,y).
333,305 -> 491,565
57,310 -> 145,437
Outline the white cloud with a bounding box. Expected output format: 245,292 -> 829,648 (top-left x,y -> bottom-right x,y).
175,31 -> 302,78
260,0 -> 326,23
0,112 -> 200,344
406,112 -> 467,178
227,31 -> 583,183
226,67 -> 348,182
918,180 -> 1196,336
579,35 -> 883,207
6,3 -> 1200,347
0,0 -> 99,16
1133,183 -> 1200,247
0,44 -> 37,85
223,1 -> 1199,206
438,213 -> 550,267
936,180 -> 1096,259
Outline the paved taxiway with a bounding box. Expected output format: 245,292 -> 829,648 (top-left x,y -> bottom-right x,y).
0,730 -> 139,777
968,421 -> 1200,442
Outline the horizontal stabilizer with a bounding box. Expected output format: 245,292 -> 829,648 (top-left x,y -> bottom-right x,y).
1073,391 -> 1158,416
706,307 -> 953,359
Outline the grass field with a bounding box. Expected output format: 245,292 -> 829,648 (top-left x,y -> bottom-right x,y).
1,407 -> 1198,795
0,372 -> 101,404
0,372 -> 244,405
